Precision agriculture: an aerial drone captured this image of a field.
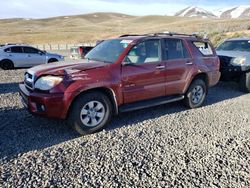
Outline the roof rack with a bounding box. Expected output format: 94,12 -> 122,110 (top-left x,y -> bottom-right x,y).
119,34 -> 145,37
152,32 -> 199,38
119,32 -> 203,39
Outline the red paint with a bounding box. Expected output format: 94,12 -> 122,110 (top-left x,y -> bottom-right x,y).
19,35 -> 221,119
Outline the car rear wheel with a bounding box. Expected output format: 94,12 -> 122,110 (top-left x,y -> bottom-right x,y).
0,60 -> 14,70
239,72 -> 250,93
184,79 -> 207,109
68,92 -> 112,135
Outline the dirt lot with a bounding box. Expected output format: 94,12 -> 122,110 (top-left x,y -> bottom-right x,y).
0,69 -> 249,187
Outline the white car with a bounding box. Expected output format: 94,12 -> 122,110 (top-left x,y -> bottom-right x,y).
0,44 -> 64,70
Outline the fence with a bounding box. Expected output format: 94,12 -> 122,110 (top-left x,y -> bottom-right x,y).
32,43 -> 96,51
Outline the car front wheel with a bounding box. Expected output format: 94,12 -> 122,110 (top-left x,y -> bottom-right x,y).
68,92 -> 112,135
184,79 -> 207,109
239,72 -> 250,93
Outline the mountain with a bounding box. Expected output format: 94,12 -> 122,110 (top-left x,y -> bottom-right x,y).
175,5 -> 250,19
174,6 -> 216,18
214,6 -> 250,18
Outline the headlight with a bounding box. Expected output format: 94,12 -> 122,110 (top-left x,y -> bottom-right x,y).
34,76 -> 63,91
230,57 -> 247,66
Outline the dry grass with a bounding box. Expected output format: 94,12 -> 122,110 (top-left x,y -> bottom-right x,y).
0,13 -> 250,45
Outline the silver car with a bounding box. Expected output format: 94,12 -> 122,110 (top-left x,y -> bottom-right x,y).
0,44 -> 64,70
216,38 -> 250,92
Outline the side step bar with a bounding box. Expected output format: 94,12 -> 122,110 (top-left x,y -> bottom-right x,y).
119,95 -> 185,113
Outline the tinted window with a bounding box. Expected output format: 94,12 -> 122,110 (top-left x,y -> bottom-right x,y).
217,40 -> 250,52
193,42 -> 213,56
4,48 -> 11,53
164,39 -> 190,60
11,47 -> 23,53
126,40 -> 160,64
23,47 -> 39,54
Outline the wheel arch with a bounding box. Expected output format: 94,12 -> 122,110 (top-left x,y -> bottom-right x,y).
186,73 -> 209,94
48,58 -> 58,63
66,87 -> 118,119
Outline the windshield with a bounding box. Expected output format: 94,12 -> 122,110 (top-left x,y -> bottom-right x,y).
85,39 -> 131,63
217,40 -> 250,52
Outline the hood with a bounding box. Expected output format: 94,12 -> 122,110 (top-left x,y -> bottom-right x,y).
46,52 -> 62,57
217,50 -> 250,66
28,60 -> 107,77
216,50 -> 250,58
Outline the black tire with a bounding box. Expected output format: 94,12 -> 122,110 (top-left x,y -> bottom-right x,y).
0,60 -> 14,70
239,72 -> 250,93
48,58 -> 58,63
68,92 -> 113,135
184,79 -> 207,109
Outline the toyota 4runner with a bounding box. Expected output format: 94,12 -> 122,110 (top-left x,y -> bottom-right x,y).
19,33 -> 221,135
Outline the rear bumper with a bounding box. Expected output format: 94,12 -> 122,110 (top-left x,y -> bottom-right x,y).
208,70 -> 221,87
19,84 -> 68,119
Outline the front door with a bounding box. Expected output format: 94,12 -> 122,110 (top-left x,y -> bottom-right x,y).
121,39 -> 166,103
23,47 -> 46,66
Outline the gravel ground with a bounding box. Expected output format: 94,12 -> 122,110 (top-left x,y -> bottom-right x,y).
0,69 -> 249,187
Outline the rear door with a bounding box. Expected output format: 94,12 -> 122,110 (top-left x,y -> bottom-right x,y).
23,47 -> 46,66
163,38 -> 194,95
121,39 -> 166,103
8,47 -> 27,67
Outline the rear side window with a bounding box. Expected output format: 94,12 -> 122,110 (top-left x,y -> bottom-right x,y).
164,39 -> 190,60
192,42 -> 213,56
4,48 -> 11,53
10,47 -> 23,53
23,47 -> 39,54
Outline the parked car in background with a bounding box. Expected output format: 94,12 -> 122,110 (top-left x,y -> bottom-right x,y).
19,33 -> 220,135
70,46 -> 94,60
0,44 -> 64,70
216,38 -> 250,93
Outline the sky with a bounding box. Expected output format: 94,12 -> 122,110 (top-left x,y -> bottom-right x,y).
0,0 -> 250,19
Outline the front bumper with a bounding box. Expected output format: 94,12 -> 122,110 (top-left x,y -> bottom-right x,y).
220,65 -> 250,80
19,84 -> 68,119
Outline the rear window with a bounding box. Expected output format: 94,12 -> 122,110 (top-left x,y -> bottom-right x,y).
192,42 -> 213,56
217,40 -> 250,52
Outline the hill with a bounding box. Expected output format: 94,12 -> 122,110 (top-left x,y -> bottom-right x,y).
0,12 -> 250,46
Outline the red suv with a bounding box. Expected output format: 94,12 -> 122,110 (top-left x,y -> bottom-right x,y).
19,33 -> 220,135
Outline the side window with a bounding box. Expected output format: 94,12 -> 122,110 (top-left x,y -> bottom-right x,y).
126,40 -> 160,64
10,47 -> 23,53
164,39 -> 190,60
4,48 -> 11,53
23,47 -> 39,54
193,42 -> 213,56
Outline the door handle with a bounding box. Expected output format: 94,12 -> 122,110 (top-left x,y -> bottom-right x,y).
9,54 -> 12,57
28,55 -> 31,57
156,65 -> 165,69
186,60 -> 193,65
